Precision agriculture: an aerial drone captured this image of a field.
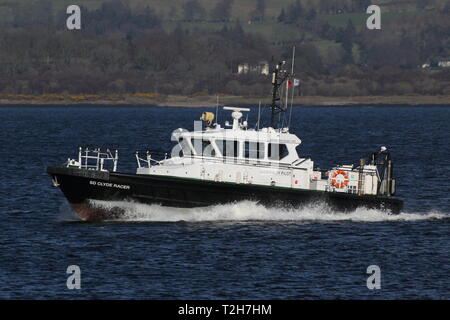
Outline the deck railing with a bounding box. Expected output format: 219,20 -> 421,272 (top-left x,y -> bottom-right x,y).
70,147 -> 118,172
135,151 -> 165,168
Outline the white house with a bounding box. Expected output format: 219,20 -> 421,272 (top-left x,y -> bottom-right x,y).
237,61 -> 269,75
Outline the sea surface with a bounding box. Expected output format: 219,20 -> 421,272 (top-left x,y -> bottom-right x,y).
0,105 -> 449,299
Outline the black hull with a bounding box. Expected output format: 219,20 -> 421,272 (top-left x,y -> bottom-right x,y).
48,166 -> 403,221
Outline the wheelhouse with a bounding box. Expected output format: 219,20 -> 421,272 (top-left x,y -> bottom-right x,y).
172,126 -> 302,165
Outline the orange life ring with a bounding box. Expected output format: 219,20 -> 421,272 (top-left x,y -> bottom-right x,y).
331,170 -> 349,189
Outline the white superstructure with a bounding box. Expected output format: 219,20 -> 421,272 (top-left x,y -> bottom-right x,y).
134,107 -> 381,196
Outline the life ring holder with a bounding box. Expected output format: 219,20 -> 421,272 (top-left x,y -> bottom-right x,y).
331,170 -> 349,189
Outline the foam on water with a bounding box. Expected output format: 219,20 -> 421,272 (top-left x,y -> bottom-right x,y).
86,199 -> 449,223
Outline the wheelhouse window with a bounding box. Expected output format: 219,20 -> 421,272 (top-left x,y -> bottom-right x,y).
244,142 -> 265,159
178,137 -> 192,156
191,138 -> 216,157
268,143 -> 289,160
216,140 -> 239,158
203,140 -> 216,157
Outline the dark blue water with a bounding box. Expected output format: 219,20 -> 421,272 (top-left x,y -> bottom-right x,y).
0,105 -> 449,299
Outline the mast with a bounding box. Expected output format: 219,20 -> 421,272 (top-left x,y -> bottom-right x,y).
270,61 -> 291,129
287,46 -> 296,129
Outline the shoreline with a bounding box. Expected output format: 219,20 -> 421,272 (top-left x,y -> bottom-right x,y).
1,94 -> 449,107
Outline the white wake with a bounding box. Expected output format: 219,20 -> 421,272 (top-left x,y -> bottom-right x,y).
86,199 -> 449,223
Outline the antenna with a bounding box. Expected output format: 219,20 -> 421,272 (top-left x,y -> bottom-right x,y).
257,101 -> 261,130
215,95 -> 219,124
290,46 -> 296,74
288,46 -> 296,130
283,66 -> 289,129
223,106 -> 250,112
223,106 -> 250,131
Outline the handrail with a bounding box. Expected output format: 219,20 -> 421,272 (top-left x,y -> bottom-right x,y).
73,147 -> 118,172
292,157 -> 310,167
135,151 -> 164,168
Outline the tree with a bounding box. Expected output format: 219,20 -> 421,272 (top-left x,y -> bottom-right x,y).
12,1 -> 54,28
256,0 -> 266,20
443,0 -> 450,12
305,8 -> 317,21
211,0 -> 234,22
318,21 -> 336,40
338,20 -> 357,64
83,1 -> 161,34
416,0 -> 430,10
354,0 -> 372,12
277,8 -> 286,23
318,0 -> 329,14
295,43 -> 324,74
286,0 -> 303,24
344,19 -> 356,40
231,19 -> 244,39
250,0 -> 266,21
182,0 -> 206,21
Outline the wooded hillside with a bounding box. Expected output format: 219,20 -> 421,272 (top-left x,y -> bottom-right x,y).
0,0 -> 449,97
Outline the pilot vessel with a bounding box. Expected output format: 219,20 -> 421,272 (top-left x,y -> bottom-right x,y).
48,61 -> 403,221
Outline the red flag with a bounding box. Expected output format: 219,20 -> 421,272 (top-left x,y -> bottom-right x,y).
287,80 -> 292,88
